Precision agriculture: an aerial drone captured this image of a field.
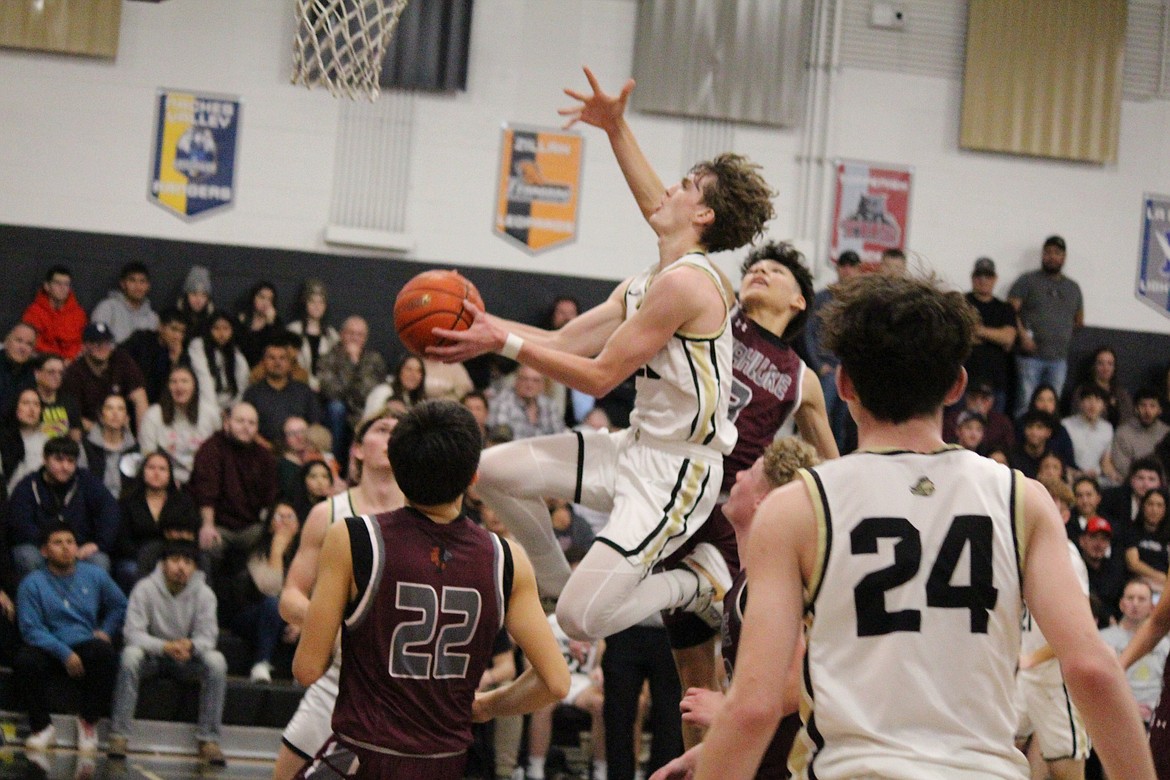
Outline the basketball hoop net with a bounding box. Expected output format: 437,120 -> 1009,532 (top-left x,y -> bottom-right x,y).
292,0 -> 410,101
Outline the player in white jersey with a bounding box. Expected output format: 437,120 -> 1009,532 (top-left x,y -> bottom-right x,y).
271,407 -> 406,780
695,273 -> 1153,780
431,67 -> 775,641
1015,478 -> 1091,780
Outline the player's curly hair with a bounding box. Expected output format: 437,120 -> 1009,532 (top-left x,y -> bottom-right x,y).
690,153 -> 776,253
739,241 -> 815,342
761,437 -> 821,489
821,273 -> 978,423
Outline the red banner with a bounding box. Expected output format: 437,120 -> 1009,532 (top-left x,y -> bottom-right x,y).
830,160 -> 912,267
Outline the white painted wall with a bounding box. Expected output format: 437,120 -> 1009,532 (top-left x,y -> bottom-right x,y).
0,0 -> 1167,334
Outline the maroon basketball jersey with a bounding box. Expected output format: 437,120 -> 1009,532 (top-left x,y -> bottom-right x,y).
725,308 -> 805,492
332,508 -> 509,757
721,569 -> 799,779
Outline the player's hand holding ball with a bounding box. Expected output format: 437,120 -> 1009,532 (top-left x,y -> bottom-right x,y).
394,269 -> 503,362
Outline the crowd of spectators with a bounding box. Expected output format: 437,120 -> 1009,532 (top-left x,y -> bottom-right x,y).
3,239 -> 1170,775
0,264 -> 643,772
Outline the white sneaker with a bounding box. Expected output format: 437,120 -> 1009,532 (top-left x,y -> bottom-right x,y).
250,660 -> 274,683
24,723 -> 56,751
680,542 -> 731,629
76,718 -> 99,753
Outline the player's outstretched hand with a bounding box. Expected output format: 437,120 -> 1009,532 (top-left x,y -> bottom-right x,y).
679,687 -> 724,728
648,743 -> 702,780
428,300 -> 503,364
559,66 -> 635,132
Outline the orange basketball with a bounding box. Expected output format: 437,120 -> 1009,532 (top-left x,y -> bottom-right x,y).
394,270 -> 484,355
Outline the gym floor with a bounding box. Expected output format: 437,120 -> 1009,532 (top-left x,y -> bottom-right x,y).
0,748 -> 275,779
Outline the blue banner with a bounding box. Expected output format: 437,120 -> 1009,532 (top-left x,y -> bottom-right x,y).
1137,193 -> 1170,320
149,90 -> 240,220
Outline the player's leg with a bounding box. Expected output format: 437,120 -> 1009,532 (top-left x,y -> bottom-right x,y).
525,699 -> 556,780
273,744 -> 310,780
660,506 -> 739,747
574,685 -> 607,779
1044,757 -> 1086,780
276,665 -> 341,780
1025,676 -> 1089,780
556,443 -> 723,640
477,430 -> 618,597
671,638 -> 718,749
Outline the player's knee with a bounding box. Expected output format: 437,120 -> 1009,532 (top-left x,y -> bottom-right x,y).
477,446 -> 524,493
555,598 -> 595,642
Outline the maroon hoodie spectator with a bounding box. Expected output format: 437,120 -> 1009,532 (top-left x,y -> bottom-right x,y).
188,402 -> 277,555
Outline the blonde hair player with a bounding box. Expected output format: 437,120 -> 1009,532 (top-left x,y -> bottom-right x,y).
695,273 -> 1153,780
430,67 -> 775,642
271,406 -> 406,780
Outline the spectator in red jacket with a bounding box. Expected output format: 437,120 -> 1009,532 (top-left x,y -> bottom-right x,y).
22,266 -> 88,361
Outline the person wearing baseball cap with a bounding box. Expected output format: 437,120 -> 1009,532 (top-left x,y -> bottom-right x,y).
1009,235 -> 1084,415
1077,514 -> 1127,627
964,256 -> 1016,415
63,321 -> 148,433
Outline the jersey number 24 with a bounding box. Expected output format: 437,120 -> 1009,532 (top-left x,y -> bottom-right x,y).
851,514 -> 999,637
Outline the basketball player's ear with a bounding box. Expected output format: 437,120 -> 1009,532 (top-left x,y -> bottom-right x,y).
836,366 -> 857,403
469,471 -> 480,487
944,366 -> 969,407
693,206 -> 715,230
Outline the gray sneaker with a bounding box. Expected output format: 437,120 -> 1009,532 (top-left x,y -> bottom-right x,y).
680,542 -> 731,629
107,734 -> 129,759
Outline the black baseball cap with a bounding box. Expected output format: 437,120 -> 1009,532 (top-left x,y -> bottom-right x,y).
972,257 -> 996,277
836,250 -> 861,267
82,322 -> 114,343
1043,235 -> 1066,251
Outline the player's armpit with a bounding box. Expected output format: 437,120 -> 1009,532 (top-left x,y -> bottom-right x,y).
292,521 -> 354,687
477,542 -> 570,721
695,485 -> 813,780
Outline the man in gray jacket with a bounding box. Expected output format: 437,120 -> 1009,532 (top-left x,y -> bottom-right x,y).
108,541 -> 227,765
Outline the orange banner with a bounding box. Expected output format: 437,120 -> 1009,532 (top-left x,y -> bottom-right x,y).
494,125 -> 583,254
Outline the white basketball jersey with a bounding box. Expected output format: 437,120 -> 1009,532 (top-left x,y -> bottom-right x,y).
624,252 -> 737,456
329,489 -> 357,525
792,448 -> 1029,780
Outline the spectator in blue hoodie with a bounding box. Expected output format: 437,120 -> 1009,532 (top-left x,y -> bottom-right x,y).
7,435 -> 120,580
16,522 -> 127,752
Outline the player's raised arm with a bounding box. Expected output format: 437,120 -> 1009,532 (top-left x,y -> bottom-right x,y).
292,520 -> 355,686
278,497 -> 332,626
435,264 -> 713,397
560,66 -> 664,222
1021,477 -> 1155,779
794,367 -> 840,461
473,541 -> 570,721
694,482 -> 814,780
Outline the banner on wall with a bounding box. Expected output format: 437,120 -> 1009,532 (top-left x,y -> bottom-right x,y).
149,89 -> 240,220
830,160 -> 912,266
1137,193 -> 1170,320
493,125 -> 583,254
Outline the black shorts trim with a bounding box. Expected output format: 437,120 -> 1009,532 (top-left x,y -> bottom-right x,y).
574,430 -> 585,505
283,736 -> 312,760
663,611 -> 718,649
